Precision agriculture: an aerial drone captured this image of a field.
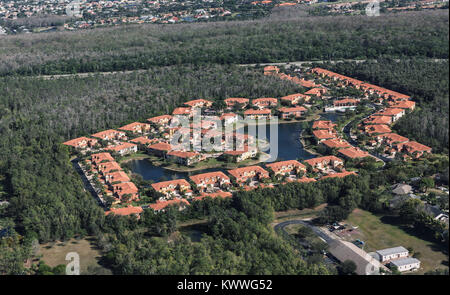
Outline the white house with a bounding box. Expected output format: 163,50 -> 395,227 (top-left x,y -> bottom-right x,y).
376,246 -> 409,263
390,257 -> 421,272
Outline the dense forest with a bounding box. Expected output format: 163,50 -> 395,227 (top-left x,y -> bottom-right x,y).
0,10 -> 448,76
324,58 -> 449,154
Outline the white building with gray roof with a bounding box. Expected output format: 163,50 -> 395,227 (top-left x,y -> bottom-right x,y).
376,246 -> 409,262
390,257 -> 421,272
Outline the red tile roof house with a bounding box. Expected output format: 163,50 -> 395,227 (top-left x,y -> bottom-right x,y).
389,100 -> 416,111
313,129 -> 337,142
130,136 -> 154,146
91,129 -> 127,141
320,171 -> 357,180
147,115 -> 173,127
189,171 -> 231,191
363,124 -> 392,136
333,98 -> 359,107
119,122 -> 151,134
304,156 -> 344,171
312,120 -> 336,130
305,87 -> 327,97
224,98 -> 249,109
105,142 -> 138,156
147,142 -> 173,157
244,108 -> 272,120
97,161 -> 123,174
377,133 -> 409,147
166,150 -> 202,166
184,99 -> 213,108
151,179 -> 192,197
105,206 -> 143,217
252,98 -> 278,109
220,112 -> 238,125
193,191 -> 232,201
280,93 -> 311,105
91,152 -> 115,166
63,137 -> 98,149
321,138 -> 352,150
278,106 -> 307,119
263,66 -> 280,76
363,115 -> 393,125
223,145 -> 258,162
172,107 -> 193,117
104,170 -> 131,185
373,108 -> 405,122
266,160 -> 306,176
149,198 -> 190,212
112,182 -> 139,202
228,165 -> 270,184
296,78 -> 319,88
396,141 -> 432,158
338,146 -> 370,160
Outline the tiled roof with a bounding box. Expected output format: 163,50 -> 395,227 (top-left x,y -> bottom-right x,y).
189,171 -> 230,185
105,206 -> 143,216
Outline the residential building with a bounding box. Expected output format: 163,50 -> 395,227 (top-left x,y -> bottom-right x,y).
172,107 -> 193,116
320,171 -> 357,180
97,161 -> 122,174
184,99 -> 213,108
193,191 -> 232,201
376,246 -> 409,263
91,152 -> 114,165
147,115 -> 173,126
321,138 -> 352,150
104,171 -> 131,184
363,115 -> 393,125
280,93 -> 310,105
312,120 -> 336,130
63,136 -> 98,149
91,129 -> 126,141
130,136 -> 155,145
147,142 -> 173,156
105,142 -> 138,156
151,179 -> 192,197
149,198 -> 190,212
389,100 -> 416,111
389,258 -> 420,272
220,112 -> 238,125
228,166 -> 270,183
313,129 -> 337,142
119,122 -> 151,134
304,156 -> 344,171
373,108 -> 405,122
244,108 -> 272,120
189,171 -> 231,191
112,182 -> 139,202
338,147 -> 370,160
333,98 -> 359,107
266,160 -> 306,176
166,150 -> 202,166
363,124 -> 391,136
278,106 -> 307,119
305,87 -> 327,97
224,98 -> 249,108
105,206 -> 143,217
223,145 -> 258,162
252,97 -> 278,108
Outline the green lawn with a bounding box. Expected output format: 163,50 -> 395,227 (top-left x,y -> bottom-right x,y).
345,209 -> 448,274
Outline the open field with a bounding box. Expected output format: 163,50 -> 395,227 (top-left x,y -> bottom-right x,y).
344,209 -> 449,274
38,237 -> 112,275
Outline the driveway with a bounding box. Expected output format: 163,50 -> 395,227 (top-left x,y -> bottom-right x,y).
274,219 -> 335,244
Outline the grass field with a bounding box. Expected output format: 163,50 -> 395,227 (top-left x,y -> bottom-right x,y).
344,209 -> 449,274
38,237 -> 112,275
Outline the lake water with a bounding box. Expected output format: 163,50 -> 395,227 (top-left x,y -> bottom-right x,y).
128,113 -> 342,182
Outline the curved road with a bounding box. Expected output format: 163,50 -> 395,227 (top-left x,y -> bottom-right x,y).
274,219 -> 334,244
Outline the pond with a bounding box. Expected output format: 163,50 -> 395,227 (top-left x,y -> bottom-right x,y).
128,113 -> 343,182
